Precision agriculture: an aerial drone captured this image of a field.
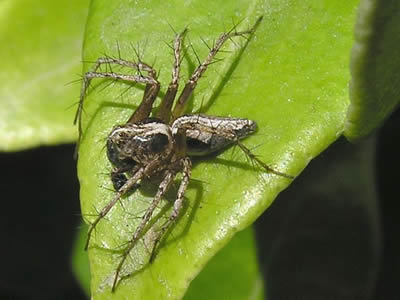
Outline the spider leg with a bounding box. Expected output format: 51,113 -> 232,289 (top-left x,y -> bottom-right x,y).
85,157 -> 163,251
156,29 -> 187,123
172,17 -> 263,119
149,157 -> 192,262
126,81 -> 160,123
112,169 -> 178,291
236,141 -> 294,179
84,165 -> 145,250
74,57 -> 160,146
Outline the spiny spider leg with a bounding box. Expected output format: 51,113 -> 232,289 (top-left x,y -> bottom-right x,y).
112,164 -> 184,291
74,57 -> 160,143
84,159 -> 162,250
156,29 -> 187,123
149,157 -> 191,262
236,141 -> 294,179
84,166 -> 144,250
126,80 -> 160,124
172,16 -> 263,119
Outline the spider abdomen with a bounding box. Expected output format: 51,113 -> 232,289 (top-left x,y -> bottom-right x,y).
172,114 -> 257,156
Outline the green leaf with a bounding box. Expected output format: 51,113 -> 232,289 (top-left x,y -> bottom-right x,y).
78,0 -> 358,299
0,0 -> 89,151
345,0 -> 400,141
72,224 -> 91,296
184,227 -> 264,300
72,224 -> 264,300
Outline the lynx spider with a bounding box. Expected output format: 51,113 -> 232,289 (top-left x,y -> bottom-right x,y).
75,16 -> 292,291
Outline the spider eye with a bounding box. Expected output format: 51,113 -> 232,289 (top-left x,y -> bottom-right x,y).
149,133 -> 169,153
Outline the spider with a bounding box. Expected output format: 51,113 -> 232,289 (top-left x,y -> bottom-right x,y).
75,16 -> 292,291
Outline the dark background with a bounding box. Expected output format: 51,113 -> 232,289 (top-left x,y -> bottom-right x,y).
1,109 -> 399,300
255,109 -> 400,300
0,145 -> 86,300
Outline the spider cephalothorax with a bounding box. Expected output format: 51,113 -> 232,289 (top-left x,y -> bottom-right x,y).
107,121 -> 173,168
75,16 -> 292,291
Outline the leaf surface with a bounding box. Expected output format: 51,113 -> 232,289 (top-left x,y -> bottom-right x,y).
0,0 -> 89,150
345,0 -> 400,140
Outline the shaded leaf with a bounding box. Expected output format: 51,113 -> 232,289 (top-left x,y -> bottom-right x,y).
345,0 -> 400,141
